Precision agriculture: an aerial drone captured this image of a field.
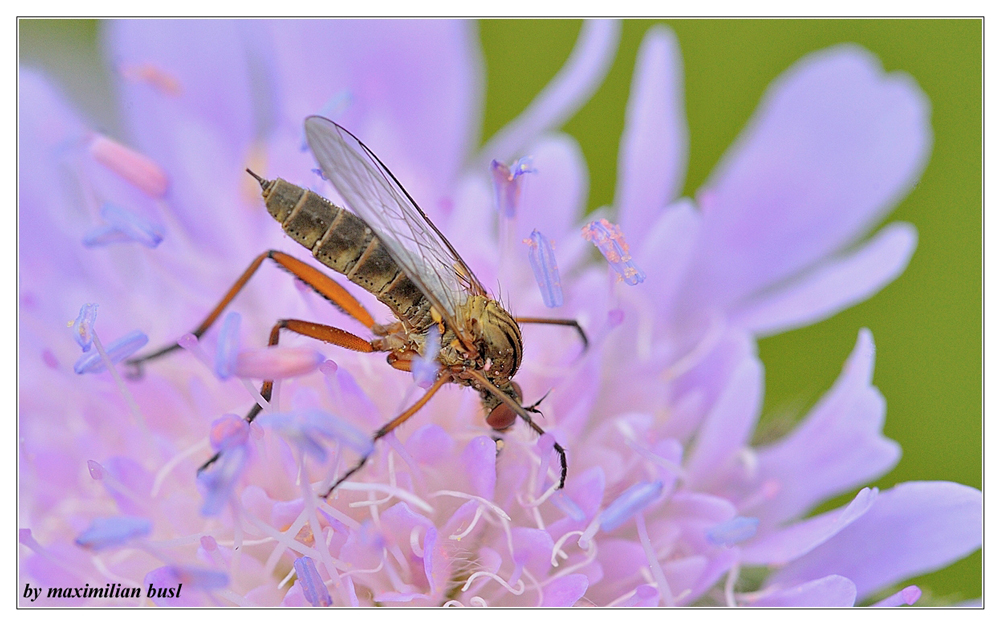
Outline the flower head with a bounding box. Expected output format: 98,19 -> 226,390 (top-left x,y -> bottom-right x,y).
19,20 -> 979,607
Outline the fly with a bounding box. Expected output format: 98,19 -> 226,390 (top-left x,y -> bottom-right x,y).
127,116 -> 587,496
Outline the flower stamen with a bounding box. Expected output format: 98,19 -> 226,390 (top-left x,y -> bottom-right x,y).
582,218 -> 645,285
88,133 -> 169,197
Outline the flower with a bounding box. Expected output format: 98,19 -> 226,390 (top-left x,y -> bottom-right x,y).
18,20 -> 980,608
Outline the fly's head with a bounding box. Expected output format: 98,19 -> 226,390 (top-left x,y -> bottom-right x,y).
457,295 -> 525,432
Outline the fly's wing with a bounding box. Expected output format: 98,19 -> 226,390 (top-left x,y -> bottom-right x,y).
304,116 -> 486,339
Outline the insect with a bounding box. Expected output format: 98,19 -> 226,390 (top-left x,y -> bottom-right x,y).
128,116 -> 587,496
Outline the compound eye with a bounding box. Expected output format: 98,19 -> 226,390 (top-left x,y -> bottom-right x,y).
486,404 -> 516,431
486,382 -> 523,431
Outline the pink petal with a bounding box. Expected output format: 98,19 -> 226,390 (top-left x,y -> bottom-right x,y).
511,527 -> 555,580
731,222 -> 917,336
873,585 -> 921,607
752,329 -> 901,526
767,481 -> 982,599
617,25 -> 688,236
742,487 -> 878,565
541,573 -> 589,607
478,20 -> 621,166
749,574 -> 857,607
683,356 -> 762,490
405,424 -> 455,466
681,44 -> 931,316
461,436 -> 497,500
665,329 -> 755,443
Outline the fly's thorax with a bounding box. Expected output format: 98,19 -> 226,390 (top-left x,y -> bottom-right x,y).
459,295 -> 523,382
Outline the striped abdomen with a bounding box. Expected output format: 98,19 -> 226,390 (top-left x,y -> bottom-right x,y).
259,177 -> 433,330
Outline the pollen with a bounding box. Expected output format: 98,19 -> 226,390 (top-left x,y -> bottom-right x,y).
582,218 -> 646,286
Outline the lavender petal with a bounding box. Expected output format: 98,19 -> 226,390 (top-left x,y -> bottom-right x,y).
617,25 -> 688,236
742,487 -> 878,565
683,357 -> 762,490
680,45 -> 931,318
479,20 -> 620,166
752,329 -> 901,526
541,573 -> 589,607
766,481 -> 982,600
750,574 -> 857,607
731,223 -> 917,336
268,20 -> 483,209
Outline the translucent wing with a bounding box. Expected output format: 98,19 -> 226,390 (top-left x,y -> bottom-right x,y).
304,116 -> 486,339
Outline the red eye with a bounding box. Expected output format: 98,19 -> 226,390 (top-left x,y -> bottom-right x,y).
486,404 -> 516,431
486,382 -> 523,430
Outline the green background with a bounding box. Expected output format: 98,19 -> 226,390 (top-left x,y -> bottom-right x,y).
20,19 -> 982,603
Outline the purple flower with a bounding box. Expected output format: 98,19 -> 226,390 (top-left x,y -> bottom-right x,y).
18,20 -> 979,607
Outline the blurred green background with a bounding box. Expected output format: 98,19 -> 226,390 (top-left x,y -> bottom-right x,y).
20,19 -> 981,603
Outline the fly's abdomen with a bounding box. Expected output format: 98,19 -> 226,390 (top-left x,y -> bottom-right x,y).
260,177 -> 431,327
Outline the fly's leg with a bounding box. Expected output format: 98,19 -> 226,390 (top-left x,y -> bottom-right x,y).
198,317 -> 378,473
126,249 -> 379,376
466,369 -> 568,489
322,372 -> 452,498
516,317 -> 588,352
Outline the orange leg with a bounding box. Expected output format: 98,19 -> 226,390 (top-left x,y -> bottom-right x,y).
198,317 -> 378,472
322,372 -> 452,498
126,250 -> 377,376
516,317 -> 588,352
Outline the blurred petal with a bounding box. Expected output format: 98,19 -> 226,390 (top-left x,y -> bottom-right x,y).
405,424 -> 455,466
767,482 -> 982,599
104,20 -> 255,248
514,133 -> 589,246
666,329 -> 755,443
18,70 -> 96,283
269,20 -> 483,207
749,575 -> 857,607
635,198 -> 700,317
873,585 -> 921,607
731,223 -> 917,336
752,329 -> 900,526
478,20 -> 620,166
706,516 -> 759,547
618,25 -> 688,236
684,356 -> 762,490
682,44 -> 931,315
